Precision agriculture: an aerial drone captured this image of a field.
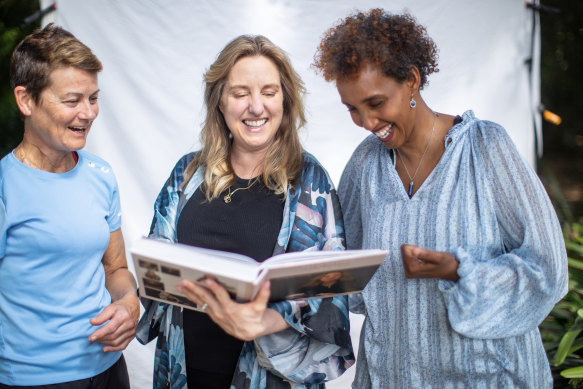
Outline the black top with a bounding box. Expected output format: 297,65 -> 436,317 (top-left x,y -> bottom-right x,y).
176,176 -> 284,388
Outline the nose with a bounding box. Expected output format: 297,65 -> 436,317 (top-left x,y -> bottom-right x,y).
248,93 -> 264,116
361,111 -> 378,131
79,99 -> 98,121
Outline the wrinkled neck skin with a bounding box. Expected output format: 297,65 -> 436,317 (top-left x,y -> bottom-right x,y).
14,134 -> 76,173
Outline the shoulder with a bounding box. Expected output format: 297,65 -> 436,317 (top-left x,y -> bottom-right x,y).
77,150 -> 114,170
300,151 -> 332,182
453,110 -> 529,172
0,153 -> 16,187
301,151 -> 324,170
174,152 -> 198,170
76,150 -> 119,186
455,110 -> 512,146
341,135 -> 383,180
349,135 -> 383,168
166,152 -> 198,183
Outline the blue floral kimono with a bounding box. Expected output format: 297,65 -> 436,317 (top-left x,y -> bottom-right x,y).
136,152 -> 355,388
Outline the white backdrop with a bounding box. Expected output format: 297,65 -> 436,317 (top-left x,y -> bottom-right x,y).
42,1 -> 540,387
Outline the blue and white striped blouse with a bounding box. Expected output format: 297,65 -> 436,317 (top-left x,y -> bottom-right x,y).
339,110 -> 568,388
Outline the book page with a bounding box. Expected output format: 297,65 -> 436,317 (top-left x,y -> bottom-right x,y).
261,249 -> 386,269
131,238 -> 263,309
134,254 -> 260,310
266,262 -> 382,301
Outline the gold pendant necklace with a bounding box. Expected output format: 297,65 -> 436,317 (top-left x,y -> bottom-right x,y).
223,179 -> 256,203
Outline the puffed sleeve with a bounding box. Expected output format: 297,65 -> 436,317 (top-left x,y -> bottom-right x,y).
254,155 -> 355,383
438,121 -> 568,339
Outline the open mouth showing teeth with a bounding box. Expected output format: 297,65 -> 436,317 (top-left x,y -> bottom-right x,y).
69,126 -> 86,133
374,123 -> 393,140
243,119 -> 267,128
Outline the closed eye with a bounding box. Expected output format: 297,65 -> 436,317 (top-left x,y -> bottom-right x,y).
369,100 -> 384,109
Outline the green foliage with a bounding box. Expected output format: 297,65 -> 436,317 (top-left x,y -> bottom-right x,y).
541,220 -> 583,388
0,0 -> 40,157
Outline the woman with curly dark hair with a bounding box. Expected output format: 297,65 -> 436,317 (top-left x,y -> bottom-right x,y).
313,8 -> 567,388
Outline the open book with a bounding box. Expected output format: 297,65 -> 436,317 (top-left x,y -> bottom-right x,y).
131,237 -> 386,311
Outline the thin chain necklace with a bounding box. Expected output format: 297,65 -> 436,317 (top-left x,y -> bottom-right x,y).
396,112 -> 437,198
223,179 -> 256,203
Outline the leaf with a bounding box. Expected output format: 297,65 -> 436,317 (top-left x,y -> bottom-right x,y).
555,328 -> 583,366
568,337 -> 583,355
568,257 -> 583,271
567,241 -> 583,258
560,366 -> 583,379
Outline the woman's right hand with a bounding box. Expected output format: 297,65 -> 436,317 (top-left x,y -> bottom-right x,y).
401,244 -> 460,281
177,279 -> 289,341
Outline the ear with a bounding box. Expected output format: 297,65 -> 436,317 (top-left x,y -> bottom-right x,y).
406,66 -> 422,94
14,86 -> 33,117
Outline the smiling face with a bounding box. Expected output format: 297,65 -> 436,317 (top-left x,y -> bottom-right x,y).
23,66 -> 99,157
336,63 -> 416,149
220,55 -> 284,158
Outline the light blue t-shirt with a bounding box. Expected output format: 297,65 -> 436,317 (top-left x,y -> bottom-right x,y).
0,150 -> 122,385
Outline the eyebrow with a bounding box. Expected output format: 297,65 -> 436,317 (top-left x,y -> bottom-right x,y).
227,84 -> 280,92
61,89 -> 100,97
361,94 -> 384,103
341,94 -> 384,106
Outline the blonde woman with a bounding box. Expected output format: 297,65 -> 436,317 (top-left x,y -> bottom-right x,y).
136,35 -> 354,389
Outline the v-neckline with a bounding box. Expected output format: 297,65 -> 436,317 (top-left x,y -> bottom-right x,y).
386,114 -> 466,200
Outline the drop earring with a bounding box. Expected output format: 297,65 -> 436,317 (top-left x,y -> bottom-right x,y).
409,95 -> 416,109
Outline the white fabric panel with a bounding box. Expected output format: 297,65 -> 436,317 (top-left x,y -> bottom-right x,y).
44,1 -> 539,388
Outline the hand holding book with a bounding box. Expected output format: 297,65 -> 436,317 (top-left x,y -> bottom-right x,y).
177,278 -> 289,341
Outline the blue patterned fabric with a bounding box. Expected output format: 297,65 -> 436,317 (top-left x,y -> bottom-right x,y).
339,111 -> 568,388
136,152 -> 354,388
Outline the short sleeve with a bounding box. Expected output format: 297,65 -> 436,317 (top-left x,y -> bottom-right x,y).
0,196 -> 6,258
107,176 -> 122,232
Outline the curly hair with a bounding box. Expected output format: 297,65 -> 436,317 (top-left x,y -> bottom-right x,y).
313,9 -> 439,89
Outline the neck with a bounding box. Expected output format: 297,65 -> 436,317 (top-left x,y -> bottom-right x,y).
399,106 -> 437,159
230,147 -> 266,179
14,141 -> 76,173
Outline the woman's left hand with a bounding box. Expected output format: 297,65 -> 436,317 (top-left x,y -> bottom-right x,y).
89,292 -> 140,351
401,244 -> 460,281
178,279 -> 288,341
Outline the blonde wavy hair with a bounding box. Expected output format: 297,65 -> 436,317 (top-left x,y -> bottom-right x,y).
184,35 -> 306,201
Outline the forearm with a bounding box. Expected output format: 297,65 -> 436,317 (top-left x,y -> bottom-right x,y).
106,268 -> 138,302
256,308 -> 290,337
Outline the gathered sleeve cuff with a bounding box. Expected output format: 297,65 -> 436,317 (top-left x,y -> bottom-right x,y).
255,297 -> 354,383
